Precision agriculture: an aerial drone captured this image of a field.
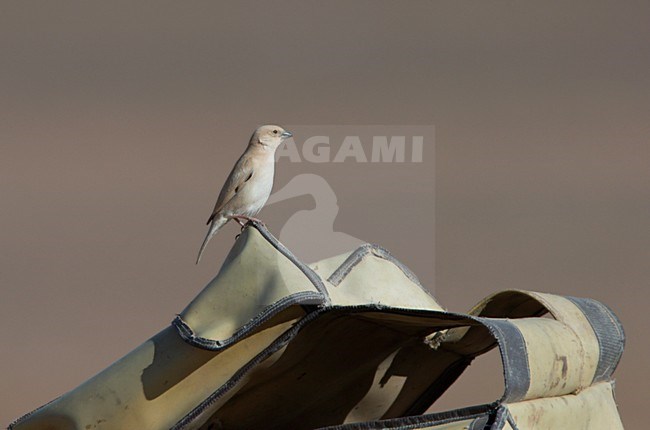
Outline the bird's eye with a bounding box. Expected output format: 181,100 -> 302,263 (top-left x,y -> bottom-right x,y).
273,130 -> 278,134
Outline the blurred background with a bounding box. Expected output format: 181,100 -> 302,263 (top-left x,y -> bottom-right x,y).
1,1 -> 648,427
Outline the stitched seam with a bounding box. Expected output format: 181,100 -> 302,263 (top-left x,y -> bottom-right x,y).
251,222 -> 331,303
326,243 -> 433,301
173,291 -> 323,351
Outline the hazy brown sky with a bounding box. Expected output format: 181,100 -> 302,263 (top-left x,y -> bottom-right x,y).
2,1 -> 649,427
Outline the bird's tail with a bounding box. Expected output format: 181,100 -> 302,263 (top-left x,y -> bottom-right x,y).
196,215 -> 228,264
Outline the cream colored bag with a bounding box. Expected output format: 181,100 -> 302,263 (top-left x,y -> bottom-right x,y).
9,224 -> 624,430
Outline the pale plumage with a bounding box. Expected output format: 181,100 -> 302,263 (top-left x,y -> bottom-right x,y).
196,125 -> 292,264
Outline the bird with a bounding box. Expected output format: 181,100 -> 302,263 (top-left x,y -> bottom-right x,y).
196,124 -> 293,264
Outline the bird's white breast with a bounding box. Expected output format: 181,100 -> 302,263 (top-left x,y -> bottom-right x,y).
241,152 -> 275,216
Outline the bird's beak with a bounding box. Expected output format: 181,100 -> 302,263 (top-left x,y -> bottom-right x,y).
281,130 -> 293,139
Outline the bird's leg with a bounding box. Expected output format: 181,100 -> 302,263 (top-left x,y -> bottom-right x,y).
228,215 -> 247,227
228,214 -> 266,228
228,215 -> 253,233
235,215 -> 266,227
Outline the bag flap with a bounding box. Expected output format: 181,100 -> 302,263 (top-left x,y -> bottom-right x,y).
311,244 -> 444,311
175,224 -> 445,351
174,223 -> 329,351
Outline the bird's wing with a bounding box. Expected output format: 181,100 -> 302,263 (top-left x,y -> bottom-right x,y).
206,152 -> 255,224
